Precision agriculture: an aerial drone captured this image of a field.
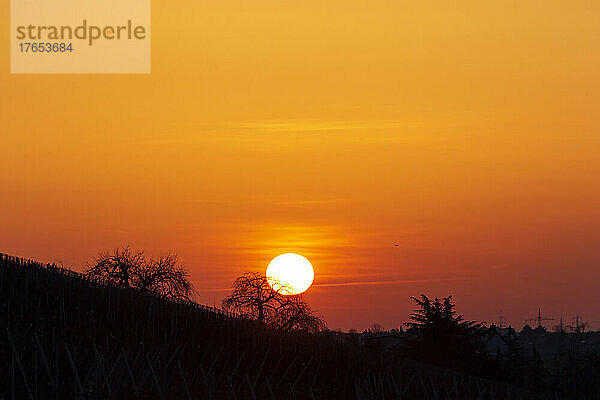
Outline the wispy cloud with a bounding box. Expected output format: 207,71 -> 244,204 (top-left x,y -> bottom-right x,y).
313,276 -> 467,288
224,119 -> 424,133
200,276 -> 468,293
139,118 -> 434,146
201,287 -> 236,293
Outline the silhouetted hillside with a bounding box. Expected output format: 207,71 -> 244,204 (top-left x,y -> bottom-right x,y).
0,253 -> 561,399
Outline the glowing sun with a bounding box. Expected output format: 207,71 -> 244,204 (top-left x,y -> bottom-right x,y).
266,253 -> 314,295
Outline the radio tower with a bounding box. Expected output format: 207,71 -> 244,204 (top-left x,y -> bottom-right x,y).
497,311 -> 506,328
572,313 -> 589,333
525,308 -> 553,329
552,317 -> 571,333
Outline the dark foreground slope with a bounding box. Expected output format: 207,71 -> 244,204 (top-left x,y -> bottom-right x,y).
0,253 -> 554,399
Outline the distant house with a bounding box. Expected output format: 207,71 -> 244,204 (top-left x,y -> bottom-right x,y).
359,331 -> 414,352
484,325 -> 509,357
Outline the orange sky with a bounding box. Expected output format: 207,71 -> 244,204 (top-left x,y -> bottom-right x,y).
2,1 -> 600,330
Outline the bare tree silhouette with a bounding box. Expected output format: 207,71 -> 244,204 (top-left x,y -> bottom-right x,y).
86,246 -> 144,288
222,271 -> 325,333
134,253 -> 194,300
86,246 -> 194,300
370,322 -> 384,333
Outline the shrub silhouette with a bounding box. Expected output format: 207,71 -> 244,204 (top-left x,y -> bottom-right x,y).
403,294 -> 489,372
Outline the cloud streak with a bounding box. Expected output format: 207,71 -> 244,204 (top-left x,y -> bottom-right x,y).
224,119 -> 424,133
312,277 -> 467,288
201,276 -> 467,293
